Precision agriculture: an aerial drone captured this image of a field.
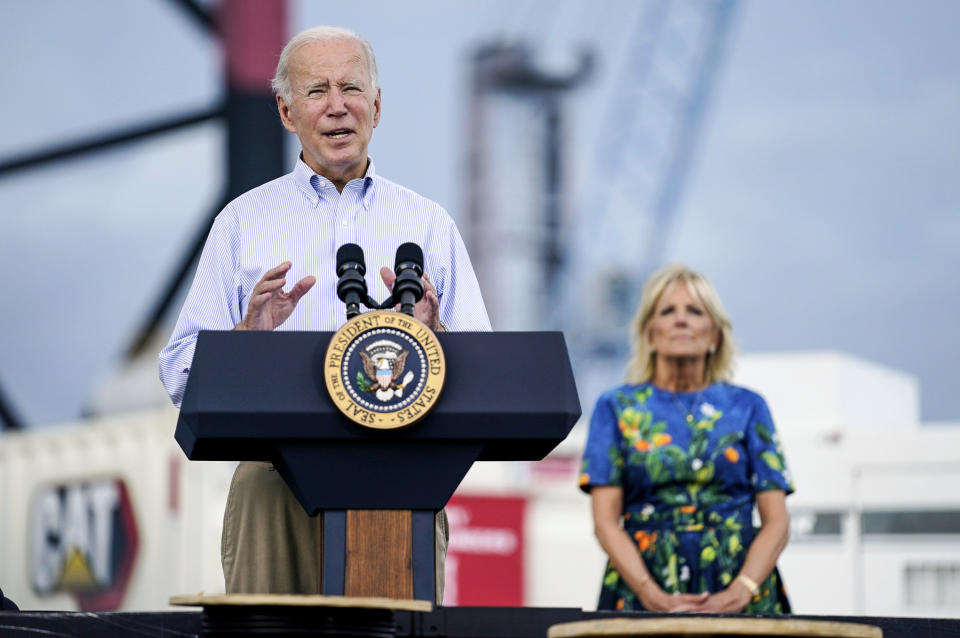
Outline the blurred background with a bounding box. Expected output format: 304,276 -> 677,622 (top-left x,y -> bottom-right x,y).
1,0 -> 959,618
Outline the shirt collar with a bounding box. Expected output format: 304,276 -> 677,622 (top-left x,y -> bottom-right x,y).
293,155 -> 377,209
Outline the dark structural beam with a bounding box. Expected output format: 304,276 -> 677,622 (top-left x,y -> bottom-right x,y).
124,189 -> 230,358
0,108 -> 224,177
0,382 -> 24,430
126,0 -> 288,358
168,0 -> 217,34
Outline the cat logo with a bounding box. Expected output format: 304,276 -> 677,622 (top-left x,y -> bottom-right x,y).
30,478 -> 139,611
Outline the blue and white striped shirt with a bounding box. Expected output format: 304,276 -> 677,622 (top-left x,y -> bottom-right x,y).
159,157 -> 491,406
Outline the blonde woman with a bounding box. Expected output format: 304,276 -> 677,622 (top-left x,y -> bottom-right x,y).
579,264 -> 793,613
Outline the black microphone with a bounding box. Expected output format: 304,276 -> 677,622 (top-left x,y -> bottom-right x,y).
336,243 -> 370,319
385,242 -> 425,316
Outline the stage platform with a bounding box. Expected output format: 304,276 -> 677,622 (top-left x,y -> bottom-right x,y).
1,607 -> 958,637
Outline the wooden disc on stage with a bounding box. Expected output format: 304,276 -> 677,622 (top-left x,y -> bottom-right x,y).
170,593 -> 432,611
547,617 -> 882,638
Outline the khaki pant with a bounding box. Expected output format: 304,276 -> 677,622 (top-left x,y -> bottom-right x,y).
221,461 -> 447,603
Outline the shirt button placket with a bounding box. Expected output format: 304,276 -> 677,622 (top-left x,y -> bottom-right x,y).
334,196 -> 352,246
343,187 -> 363,243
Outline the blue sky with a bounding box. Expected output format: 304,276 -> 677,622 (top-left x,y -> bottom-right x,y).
0,0 -> 958,425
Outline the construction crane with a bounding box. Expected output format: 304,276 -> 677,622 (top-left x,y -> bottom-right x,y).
562,0 -> 740,364
459,0 -> 739,409
462,0 -> 738,356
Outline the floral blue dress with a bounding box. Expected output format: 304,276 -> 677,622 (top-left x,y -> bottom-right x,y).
579,382 -> 794,613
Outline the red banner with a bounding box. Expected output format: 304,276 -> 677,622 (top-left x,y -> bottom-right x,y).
443,494 -> 526,606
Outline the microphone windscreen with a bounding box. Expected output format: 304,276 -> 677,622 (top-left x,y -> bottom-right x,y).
336,243 -> 365,276
394,242 -> 424,274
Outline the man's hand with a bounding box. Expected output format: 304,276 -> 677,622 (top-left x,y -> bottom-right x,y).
379,267 -> 440,331
236,261 -> 316,331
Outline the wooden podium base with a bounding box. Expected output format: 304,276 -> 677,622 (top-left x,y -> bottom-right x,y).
344,510 -> 413,598
171,593 -> 431,637
547,617 -> 882,638
321,509 -> 437,602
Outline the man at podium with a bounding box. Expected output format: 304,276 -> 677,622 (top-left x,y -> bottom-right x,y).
159,25 -> 490,600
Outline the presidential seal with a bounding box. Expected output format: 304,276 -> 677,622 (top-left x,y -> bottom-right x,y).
324,310 -> 446,429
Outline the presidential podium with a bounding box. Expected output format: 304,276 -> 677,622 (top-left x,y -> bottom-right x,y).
174,329 -> 580,604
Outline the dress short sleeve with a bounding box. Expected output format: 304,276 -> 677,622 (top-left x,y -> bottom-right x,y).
744,395 -> 795,495
579,391 -> 625,493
